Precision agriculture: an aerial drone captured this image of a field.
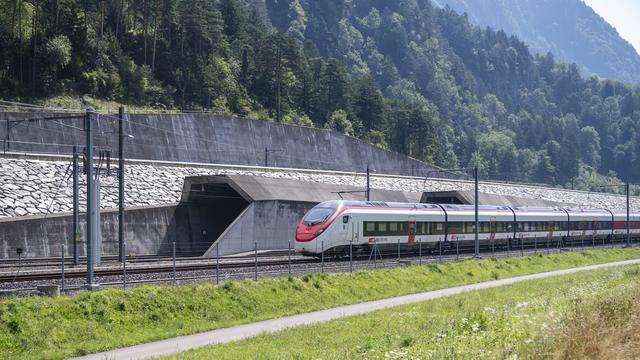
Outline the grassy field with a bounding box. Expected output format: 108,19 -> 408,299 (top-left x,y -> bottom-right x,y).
1,249 -> 640,359
168,264 -> 640,360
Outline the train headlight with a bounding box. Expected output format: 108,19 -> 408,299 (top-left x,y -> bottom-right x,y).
315,228 -> 325,236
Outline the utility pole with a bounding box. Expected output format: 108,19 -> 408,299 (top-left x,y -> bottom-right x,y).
627,183 -> 630,247
474,166 -> 479,257
118,106 -> 125,261
264,147 -> 268,167
366,165 -> 371,201
85,110 -> 96,287
72,146 -> 79,266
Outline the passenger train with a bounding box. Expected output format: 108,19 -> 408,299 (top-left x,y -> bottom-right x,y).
295,200 -> 640,256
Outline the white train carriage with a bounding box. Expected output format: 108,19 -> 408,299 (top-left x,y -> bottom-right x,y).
439,204 -> 514,251
563,208 -> 613,246
510,207 -> 568,248
611,210 -> 640,242
295,200 -> 446,256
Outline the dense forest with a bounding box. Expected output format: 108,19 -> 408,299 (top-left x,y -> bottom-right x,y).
0,0 -> 639,191
431,0 -> 640,84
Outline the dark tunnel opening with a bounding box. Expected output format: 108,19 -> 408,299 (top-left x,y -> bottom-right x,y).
182,182 -> 250,255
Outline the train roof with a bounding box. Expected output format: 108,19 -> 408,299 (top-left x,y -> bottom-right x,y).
440,204 -> 512,212
317,200 -> 442,210
317,200 -> 638,215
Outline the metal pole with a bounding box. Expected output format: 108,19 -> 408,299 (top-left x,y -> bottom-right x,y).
456,239 -> 459,261
118,106 -> 125,261
419,239 -> 422,265
474,167 -> 479,257
72,146 -> 79,266
349,232 -> 353,273
366,165 -> 370,201
216,243 -> 219,284
288,239 -> 292,276
85,110 -> 95,286
374,244 -> 377,269
521,237 -> 524,257
122,242 -> 127,290
627,183 -> 631,246
547,236 -> 550,254
397,239 -> 400,261
534,238 -> 537,254
61,243 -> 65,292
264,147 -> 268,167
254,241 -> 258,281
438,239 -> 442,263
321,239 -> 324,273
172,241 -> 176,285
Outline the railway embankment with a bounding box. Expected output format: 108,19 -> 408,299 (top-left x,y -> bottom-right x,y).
1,248 -> 639,359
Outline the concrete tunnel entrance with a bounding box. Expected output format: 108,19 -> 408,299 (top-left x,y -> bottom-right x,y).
181,178 -> 250,254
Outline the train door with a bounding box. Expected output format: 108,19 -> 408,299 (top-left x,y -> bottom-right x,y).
489,218 -> 497,242
408,217 -> 416,247
548,220 -> 555,242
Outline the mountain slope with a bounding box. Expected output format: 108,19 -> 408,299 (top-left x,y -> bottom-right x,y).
263,0 -> 640,186
431,0 -> 640,83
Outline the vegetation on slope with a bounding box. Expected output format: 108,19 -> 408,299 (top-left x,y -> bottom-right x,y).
2,1 -> 640,189
0,248 -> 639,359
168,264 -> 640,359
432,0 -> 640,84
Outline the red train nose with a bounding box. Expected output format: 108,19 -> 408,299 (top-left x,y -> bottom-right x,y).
296,224 -> 323,242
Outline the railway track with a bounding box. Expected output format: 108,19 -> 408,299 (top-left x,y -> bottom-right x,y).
0,251 -> 292,270
0,255 -> 316,283
0,242 -> 633,286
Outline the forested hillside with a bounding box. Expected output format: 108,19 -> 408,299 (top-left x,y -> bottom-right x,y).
431,0 -> 640,84
1,0 -> 639,191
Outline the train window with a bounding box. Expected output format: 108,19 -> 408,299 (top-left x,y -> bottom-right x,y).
389,223 -> 398,233
365,222 -> 375,234
464,222 -> 472,233
423,223 -> 430,235
378,223 -> 387,233
448,222 -> 461,234
433,223 -> 444,235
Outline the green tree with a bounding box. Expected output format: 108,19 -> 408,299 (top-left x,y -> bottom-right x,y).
324,109 -> 354,136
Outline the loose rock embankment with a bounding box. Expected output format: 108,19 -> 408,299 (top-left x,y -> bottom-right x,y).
0,155 -> 635,219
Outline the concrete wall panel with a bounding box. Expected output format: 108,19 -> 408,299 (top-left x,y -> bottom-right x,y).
0,113 -> 436,176
0,205 -> 196,259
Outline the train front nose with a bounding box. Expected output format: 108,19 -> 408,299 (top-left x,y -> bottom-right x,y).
295,223 -> 318,253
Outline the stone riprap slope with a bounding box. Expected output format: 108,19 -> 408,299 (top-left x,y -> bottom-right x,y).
0,157 -> 635,218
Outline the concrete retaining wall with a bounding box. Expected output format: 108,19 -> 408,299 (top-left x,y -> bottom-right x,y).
0,112 -> 435,176
0,204 -> 203,259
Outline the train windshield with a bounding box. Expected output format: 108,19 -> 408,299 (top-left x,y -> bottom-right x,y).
303,207 -> 335,226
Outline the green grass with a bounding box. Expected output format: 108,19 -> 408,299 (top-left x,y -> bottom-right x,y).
168,264 -> 640,359
1,248 -> 640,359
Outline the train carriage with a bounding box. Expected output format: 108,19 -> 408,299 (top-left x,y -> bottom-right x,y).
563,208 -> 613,246
510,207 -> 568,249
440,205 -> 514,252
